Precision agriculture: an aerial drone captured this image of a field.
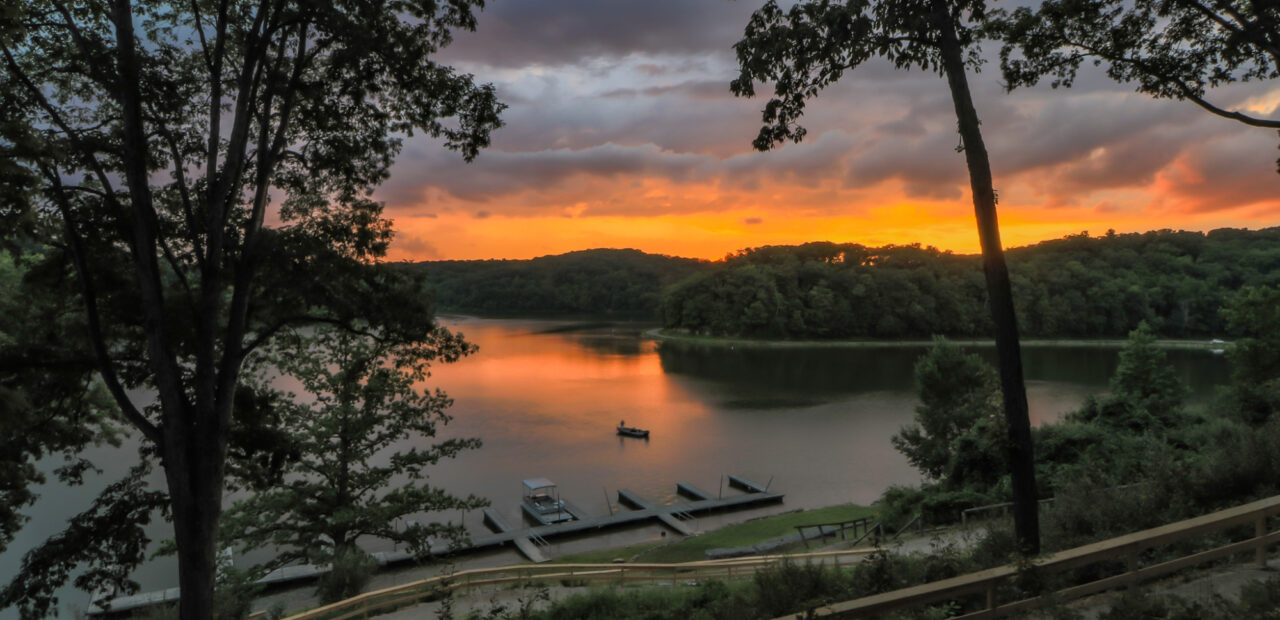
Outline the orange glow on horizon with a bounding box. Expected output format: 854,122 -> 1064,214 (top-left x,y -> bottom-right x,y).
385,204 -> 1267,262
381,159 -> 1279,262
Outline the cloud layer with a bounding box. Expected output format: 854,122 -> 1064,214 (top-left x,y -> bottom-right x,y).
379,0 -> 1280,260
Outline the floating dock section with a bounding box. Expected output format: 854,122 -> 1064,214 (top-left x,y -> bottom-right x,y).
88,476 -> 782,616
676,481 -> 715,501
728,474 -> 769,494
466,475 -> 782,562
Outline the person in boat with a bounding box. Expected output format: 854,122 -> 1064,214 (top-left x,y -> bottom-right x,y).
619,419 -> 625,428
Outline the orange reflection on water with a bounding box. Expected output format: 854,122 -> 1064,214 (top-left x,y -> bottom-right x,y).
426,320 -> 712,473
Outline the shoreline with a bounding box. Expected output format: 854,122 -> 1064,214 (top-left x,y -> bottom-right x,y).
246,501 -> 876,616
645,328 -> 1227,351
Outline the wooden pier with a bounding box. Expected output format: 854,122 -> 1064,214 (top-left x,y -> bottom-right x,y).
471,476 -> 782,562
89,476 -> 782,614
727,474 -> 769,494
676,481 -> 715,501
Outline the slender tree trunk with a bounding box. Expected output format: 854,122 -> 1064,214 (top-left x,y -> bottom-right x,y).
931,0 -> 1040,554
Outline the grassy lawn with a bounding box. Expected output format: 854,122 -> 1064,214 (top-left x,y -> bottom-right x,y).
635,504 -> 878,563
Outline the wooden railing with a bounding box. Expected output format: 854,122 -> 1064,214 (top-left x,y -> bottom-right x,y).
277,547 -> 880,620
778,494 -> 1280,619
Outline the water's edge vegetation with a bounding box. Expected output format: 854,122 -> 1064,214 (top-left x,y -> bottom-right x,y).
409,228 -> 1280,341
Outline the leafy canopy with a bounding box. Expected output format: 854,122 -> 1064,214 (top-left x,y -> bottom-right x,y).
731,0 -> 989,151
997,0 -> 1280,131
892,338 -> 1004,482
0,0 -> 503,615
221,327 -> 487,579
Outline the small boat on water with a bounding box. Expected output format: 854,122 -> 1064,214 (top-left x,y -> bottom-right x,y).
521,477 -> 573,524
617,420 -> 650,438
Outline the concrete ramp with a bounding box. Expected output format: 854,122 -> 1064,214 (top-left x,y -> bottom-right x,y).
512,536 -> 548,563
656,513 -> 694,536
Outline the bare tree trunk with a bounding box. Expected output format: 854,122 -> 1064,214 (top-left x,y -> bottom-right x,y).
165,453 -> 220,620
931,0 -> 1040,555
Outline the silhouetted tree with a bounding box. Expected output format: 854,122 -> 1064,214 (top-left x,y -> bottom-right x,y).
893,339 -> 1004,482
733,0 -> 1041,551
222,328 -> 485,604
997,0 -> 1280,161
0,1 -> 502,616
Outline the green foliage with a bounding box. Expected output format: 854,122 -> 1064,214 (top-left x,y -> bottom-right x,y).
731,0 -> 989,152
893,338 -> 1004,482
663,229 -> 1280,340
750,561 -> 848,618
0,464 -> 168,618
884,317 -> 1220,527
412,249 -> 706,318
220,328 -> 487,583
2,0 -> 503,614
1067,322 -> 1188,433
1109,322 -> 1188,422
877,485 -> 930,531
1221,285 -> 1280,424
0,250 -> 120,556
919,490 -> 994,526
997,0 -> 1280,145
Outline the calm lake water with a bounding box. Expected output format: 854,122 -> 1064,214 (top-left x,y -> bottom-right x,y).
0,317 -> 1231,614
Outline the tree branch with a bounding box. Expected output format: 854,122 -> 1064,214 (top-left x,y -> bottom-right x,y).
1,47 -> 123,207
43,166 -> 162,445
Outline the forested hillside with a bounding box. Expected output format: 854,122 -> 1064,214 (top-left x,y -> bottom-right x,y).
407,249 -> 706,317
662,229 -> 1280,338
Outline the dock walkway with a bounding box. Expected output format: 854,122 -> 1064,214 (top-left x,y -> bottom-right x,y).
90,476 -> 783,615
475,476 -> 781,562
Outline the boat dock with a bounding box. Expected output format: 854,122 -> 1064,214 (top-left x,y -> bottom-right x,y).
88,476 -> 783,615
728,474 -> 770,494
472,475 -> 782,562
676,481 -> 715,501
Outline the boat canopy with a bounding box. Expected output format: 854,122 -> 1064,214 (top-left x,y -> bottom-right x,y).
522,477 -> 556,492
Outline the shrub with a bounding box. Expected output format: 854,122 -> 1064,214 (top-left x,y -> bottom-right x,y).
919,489 -> 994,526
751,560 -> 847,618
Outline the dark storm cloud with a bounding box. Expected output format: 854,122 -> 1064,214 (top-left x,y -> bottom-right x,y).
990,94 -> 1200,176
443,0 -> 759,68
371,1 -> 1280,226
400,142 -> 713,203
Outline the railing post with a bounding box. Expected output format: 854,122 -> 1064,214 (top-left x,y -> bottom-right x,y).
1257,514 -> 1268,568
986,583 -> 996,610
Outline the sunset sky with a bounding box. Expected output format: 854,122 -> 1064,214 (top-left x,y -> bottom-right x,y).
379,0 -> 1280,262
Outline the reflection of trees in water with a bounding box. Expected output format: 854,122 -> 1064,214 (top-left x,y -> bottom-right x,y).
658,343 -> 1231,400
657,343 -> 920,394
571,335 -> 652,356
